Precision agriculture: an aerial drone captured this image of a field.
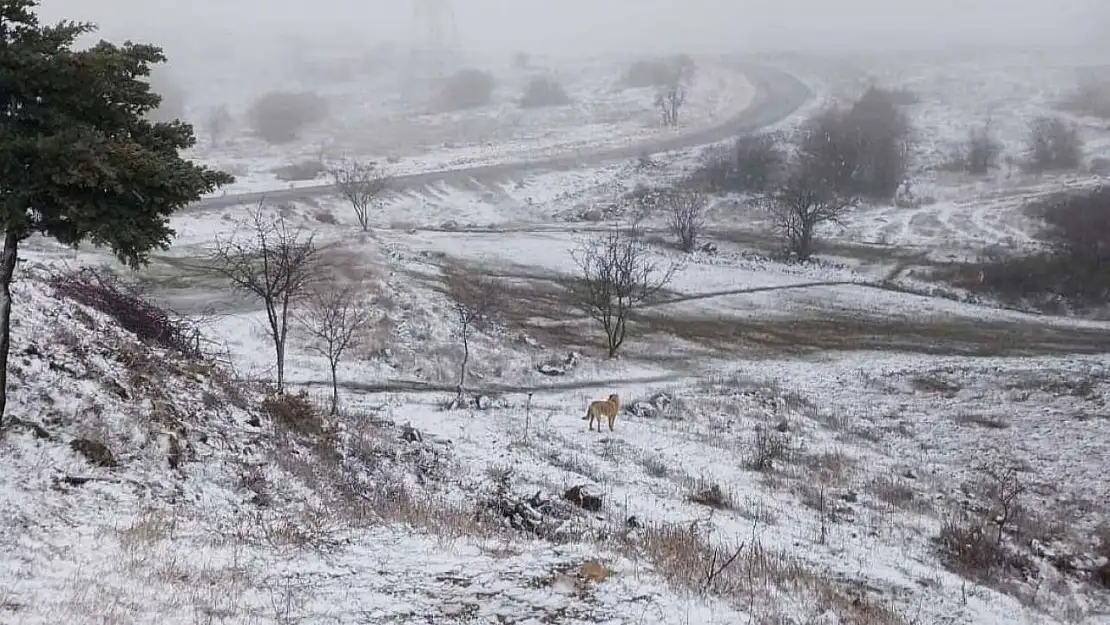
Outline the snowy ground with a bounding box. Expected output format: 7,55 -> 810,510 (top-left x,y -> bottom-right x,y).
4,50 -> 1110,625
178,52 -> 754,197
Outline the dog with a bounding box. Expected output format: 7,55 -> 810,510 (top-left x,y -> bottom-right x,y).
583,393 -> 620,432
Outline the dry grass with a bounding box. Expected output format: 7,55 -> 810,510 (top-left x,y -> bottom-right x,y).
684,475 -> 735,510
869,474 -> 933,516
743,426 -> 799,472
802,448 -> 858,487
630,522 -> 908,623
954,412 -> 1011,430
638,452 -> 671,478
637,312 -> 1110,357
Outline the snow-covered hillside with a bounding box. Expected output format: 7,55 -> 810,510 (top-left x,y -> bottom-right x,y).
4,47 -> 1110,625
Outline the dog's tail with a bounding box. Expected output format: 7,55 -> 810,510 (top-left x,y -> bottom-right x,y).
582,404 -> 591,420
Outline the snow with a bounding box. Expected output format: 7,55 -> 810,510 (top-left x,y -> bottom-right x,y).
186,56 -> 756,197
4,49 -> 1110,625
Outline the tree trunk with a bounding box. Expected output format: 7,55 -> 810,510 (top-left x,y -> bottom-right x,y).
276,296 -> 291,392
458,327 -> 470,390
0,231 -> 18,428
329,361 -> 339,415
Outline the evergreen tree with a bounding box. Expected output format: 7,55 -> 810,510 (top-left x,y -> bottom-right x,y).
0,0 -> 233,425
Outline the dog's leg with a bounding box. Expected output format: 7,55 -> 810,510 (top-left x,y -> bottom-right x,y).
588,413 -> 594,431
608,414 -> 615,431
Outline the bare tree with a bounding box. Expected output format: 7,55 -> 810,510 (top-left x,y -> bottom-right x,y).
963,122 -> 1003,175
297,284 -> 370,414
764,166 -> 858,262
207,201 -> 320,391
664,188 -> 708,252
330,159 -> 391,232
571,225 -> 679,358
444,269 -> 501,405
1025,116 -> 1084,173
205,104 -> 233,147
656,84 -> 686,127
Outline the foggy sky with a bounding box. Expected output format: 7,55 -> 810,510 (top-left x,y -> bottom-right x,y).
35,0 -> 1106,58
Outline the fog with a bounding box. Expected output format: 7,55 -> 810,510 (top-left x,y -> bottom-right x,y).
36,0 -> 1105,59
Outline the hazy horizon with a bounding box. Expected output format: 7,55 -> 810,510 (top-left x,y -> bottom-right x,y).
35,0 -> 1107,60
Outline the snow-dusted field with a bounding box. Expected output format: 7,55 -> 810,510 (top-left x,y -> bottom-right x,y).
178,52 -> 754,197
5,49 -> 1110,625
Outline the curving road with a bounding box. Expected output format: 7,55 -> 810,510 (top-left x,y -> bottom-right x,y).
190,64 -> 812,212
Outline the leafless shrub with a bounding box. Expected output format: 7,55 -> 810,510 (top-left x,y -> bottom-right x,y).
762,163 -> 858,262
273,159 -> 327,182
438,68 -> 496,111
442,268 -> 502,403
296,284 -> 371,415
945,122 -> 1003,175
328,158 -> 391,232
1024,116 -> 1083,173
744,426 -> 794,472
685,476 -> 734,509
796,88 -> 912,201
663,187 -> 707,252
48,269 -> 201,358
695,133 -> 786,194
246,90 -> 328,144
622,55 -> 694,89
520,76 -> 571,108
656,84 -> 686,127
262,390 -> 330,441
204,103 -> 233,147
569,224 -> 678,357
208,202 -> 321,391
936,464 -> 1033,583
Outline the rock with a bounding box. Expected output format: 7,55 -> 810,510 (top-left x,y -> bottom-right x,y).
580,208 -> 603,222
537,351 -> 581,376
475,395 -> 493,410
563,484 -> 603,512
538,363 -> 565,376
625,515 -> 641,529
70,438 -> 117,468
700,242 -> 719,254
401,424 -> 423,443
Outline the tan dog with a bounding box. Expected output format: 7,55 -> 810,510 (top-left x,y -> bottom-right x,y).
583,394 -> 620,432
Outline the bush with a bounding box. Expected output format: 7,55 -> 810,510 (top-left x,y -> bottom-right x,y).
621,55 -> 692,89
1024,116 -> 1083,173
1057,69 -> 1110,119
49,269 -> 202,358
246,91 -> 329,144
961,124 -> 1003,175
695,133 -> 785,194
438,68 -> 496,111
519,76 -> 571,108
933,184 -> 1110,309
797,87 -> 912,201
261,390 -> 328,440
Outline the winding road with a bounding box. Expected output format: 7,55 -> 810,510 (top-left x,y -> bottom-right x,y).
190,64 -> 813,212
